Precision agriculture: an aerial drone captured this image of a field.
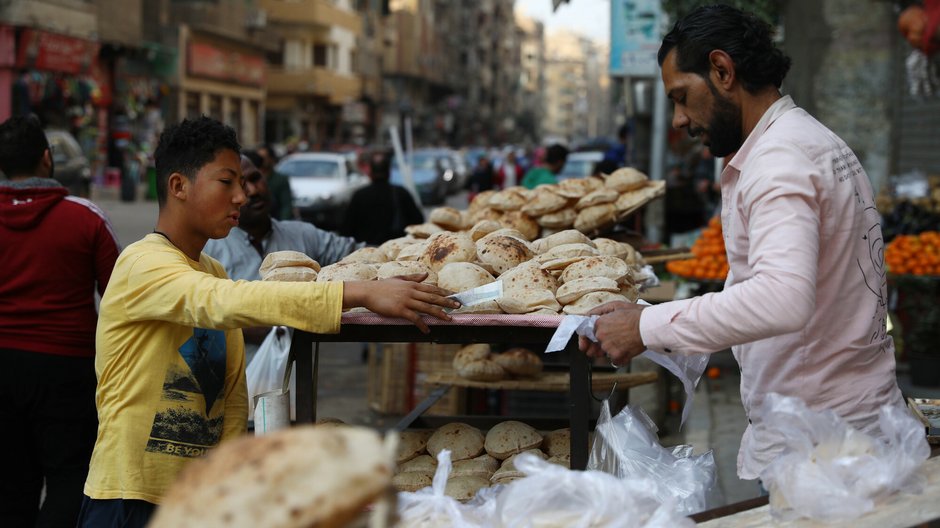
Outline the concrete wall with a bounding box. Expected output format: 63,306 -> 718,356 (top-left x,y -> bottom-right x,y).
783,0 -> 896,191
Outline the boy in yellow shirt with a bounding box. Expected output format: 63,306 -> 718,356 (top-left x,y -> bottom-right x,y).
79,116 -> 458,527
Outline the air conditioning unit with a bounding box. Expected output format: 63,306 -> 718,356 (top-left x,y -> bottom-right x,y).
246,9 -> 267,29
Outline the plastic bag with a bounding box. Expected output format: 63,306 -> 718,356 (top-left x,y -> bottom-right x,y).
396,450 -> 483,528
758,393 -> 931,523
493,453 -> 695,527
245,326 -> 295,421
588,400 -> 721,515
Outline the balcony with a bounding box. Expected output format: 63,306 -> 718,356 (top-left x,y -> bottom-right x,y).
260,0 -> 362,35
267,66 -> 361,104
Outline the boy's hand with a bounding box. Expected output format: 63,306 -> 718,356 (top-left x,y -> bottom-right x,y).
343,274 -> 460,333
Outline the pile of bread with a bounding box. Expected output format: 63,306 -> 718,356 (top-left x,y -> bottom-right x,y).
259,224 -> 643,316
394,422 -> 571,501
452,344 -> 543,382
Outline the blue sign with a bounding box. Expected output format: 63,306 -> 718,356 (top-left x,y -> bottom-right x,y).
610,0 -> 663,77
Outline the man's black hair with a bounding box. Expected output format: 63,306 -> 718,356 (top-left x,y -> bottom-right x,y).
657,4 -> 791,93
242,149 -> 264,170
153,116 -> 241,206
0,115 -> 49,177
545,144 -> 569,165
370,149 -> 392,180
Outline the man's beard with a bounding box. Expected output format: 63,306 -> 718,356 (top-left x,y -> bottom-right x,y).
691,82 -> 743,158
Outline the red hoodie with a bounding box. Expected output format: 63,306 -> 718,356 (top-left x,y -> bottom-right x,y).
0,179 -> 120,357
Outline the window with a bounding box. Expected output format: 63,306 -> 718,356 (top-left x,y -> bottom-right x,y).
313,44 -> 328,67
208,95 -> 222,121
185,92 -> 201,118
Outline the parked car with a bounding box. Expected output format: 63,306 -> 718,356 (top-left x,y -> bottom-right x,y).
557,151 -> 604,181
275,152 -> 368,230
46,129 -> 92,197
390,149 -> 455,205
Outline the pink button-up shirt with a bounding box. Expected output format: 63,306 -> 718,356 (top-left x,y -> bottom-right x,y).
639,96 -> 903,479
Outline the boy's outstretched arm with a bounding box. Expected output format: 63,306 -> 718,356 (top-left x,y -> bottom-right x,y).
343,274 -> 460,333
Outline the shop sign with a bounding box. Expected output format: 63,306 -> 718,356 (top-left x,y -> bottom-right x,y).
609,0 -> 663,77
187,41 -> 265,88
15,29 -> 99,75
0,26 -> 15,67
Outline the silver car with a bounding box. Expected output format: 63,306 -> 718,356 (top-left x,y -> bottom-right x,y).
275,152 -> 368,229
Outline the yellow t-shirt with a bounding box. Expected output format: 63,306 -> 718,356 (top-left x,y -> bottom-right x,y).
85,234 -> 343,503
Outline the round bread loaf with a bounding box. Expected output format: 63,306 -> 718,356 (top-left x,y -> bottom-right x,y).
476,235 -> 535,275
404,222 -> 443,238
562,291 -> 630,315
452,344 -> 491,370
316,262 -> 378,282
605,167 -> 648,192
455,359 -> 506,381
340,247 -> 389,264
421,232 -> 477,272
378,236 -> 417,260
575,188 -> 619,210
468,219 -> 502,241
554,178 -> 593,199
261,266 -> 318,282
427,423 -> 485,461
392,471 -> 433,492
398,454 -> 437,474
397,430 -> 434,464
444,476 -> 490,502
521,189 -> 569,216
574,203 -> 617,233
556,276 -> 621,305
450,453 -> 499,479
496,288 -> 560,315
560,256 -> 631,285
484,421 -> 543,460
149,426 -> 392,528
499,210 -> 540,241
535,207 -> 576,229
491,348 -> 543,377
429,206 -> 465,231
541,428 -> 570,458
488,189 -> 527,211
437,262 -> 494,293
490,449 -> 547,481
376,261 -> 438,285
530,229 -> 594,254
259,250 -> 321,276
468,190 -> 496,214
615,189 -> 647,213
498,261 -> 558,294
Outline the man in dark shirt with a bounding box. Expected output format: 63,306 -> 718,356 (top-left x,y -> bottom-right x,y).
341,149 -> 424,245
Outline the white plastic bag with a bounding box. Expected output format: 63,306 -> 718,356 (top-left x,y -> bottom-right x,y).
588,400 -> 721,515
758,393 -> 931,523
245,326 -> 295,421
396,450 -> 483,528
493,453 -> 695,527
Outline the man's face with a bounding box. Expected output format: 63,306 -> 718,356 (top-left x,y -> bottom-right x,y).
187,149 -> 246,240
662,49 -> 743,158
237,157 -> 271,229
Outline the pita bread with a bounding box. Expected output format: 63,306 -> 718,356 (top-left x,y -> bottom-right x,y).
499,210 -> 540,241
538,256 -> 588,272
469,206 -> 503,224
482,228 -> 530,244
521,189 -> 569,216
427,423 -> 485,461
421,232 -> 477,272
546,454 -> 571,468
340,246 -> 389,264
455,359 -> 506,381
404,222 -> 443,238
585,176 -> 606,191
641,179 -> 666,199
536,243 -> 599,263
592,238 -> 631,260
451,453 -> 499,479
261,266 -> 318,282
574,203 -> 616,233
556,276 -> 621,304
620,283 -> 640,302
488,189 -> 526,211
399,454 -> 437,474
538,227 -> 561,239
444,476 -> 490,502
498,261 -> 558,294
429,206 -> 465,231
496,288 -> 560,314
150,426 -> 391,528
378,236 -> 418,260
392,471 -> 433,492
562,291 -> 630,315
476,235 -> 535,275
614,189 -> 647,213
554,178 -> 593,199
437,262 -> 494,293
376,261 -> 438,285
316,262 -> 378,282
491,348 -> 543,377
397,429 -> 434,463
531,230 -> 596,254
542,428 -> 570,458
484,421 -> 543,460
468,190 -> 496,213
605,167 -> 649,192
535,207 -> 577,229
468,219 -> 502,241
453,344 -> 491,370
395,240 -> 430,262
452,300 -> 503,314
491,449 -> 547,482
575,188 -> 619,210
560,256 -> 632,285
259,250 -> 320,276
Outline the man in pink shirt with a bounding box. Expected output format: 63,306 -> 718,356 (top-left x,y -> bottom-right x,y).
582,5 -> 904,481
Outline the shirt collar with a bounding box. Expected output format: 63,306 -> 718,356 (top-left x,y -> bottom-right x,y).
727,95 -> 796,171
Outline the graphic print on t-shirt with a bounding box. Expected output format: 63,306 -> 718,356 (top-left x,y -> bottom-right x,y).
145,328 -> 227,458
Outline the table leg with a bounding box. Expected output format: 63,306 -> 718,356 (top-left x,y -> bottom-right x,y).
294,330 -> 315,423
568,336 -> 590,470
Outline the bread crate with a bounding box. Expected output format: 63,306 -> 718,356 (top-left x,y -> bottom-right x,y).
367,342 -> 465,416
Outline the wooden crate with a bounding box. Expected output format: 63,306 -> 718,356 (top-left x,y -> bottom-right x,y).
367,342 -> 465,416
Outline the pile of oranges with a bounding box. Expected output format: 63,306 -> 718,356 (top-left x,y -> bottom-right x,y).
885,231 -> 940,276
666,217 -> 729,281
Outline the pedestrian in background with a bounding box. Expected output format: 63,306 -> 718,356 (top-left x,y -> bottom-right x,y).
0,115 -> 120,527
341,149 -> 424,245
521,143 -> 568,189
256,144 -> 296,221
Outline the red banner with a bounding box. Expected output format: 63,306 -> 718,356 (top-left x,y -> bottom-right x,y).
15,29 -> 99,75
187,41 -> 265,87
0,26 -> 15,68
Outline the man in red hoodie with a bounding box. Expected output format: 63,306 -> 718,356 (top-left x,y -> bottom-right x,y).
0,116 -> 120,527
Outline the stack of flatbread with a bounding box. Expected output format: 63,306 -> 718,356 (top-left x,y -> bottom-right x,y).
451,344 -> 543,382
392,424 -> 572,500
150,425 -> 394,528
259,251 -> 320,282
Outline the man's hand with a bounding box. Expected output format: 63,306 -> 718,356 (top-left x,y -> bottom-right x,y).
579,301 -> 647,366
343,274 -> 460,333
